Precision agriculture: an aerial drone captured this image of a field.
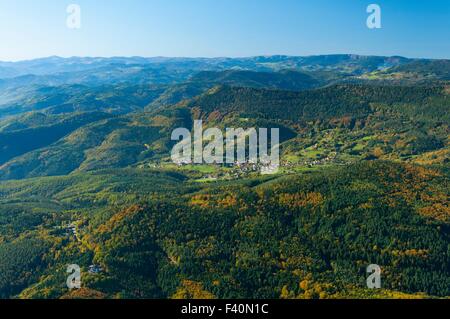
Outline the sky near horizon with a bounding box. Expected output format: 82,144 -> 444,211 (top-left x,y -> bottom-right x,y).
0,0 -> 448,61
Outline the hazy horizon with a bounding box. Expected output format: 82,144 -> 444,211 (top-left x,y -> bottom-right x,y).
1,52 -> 448,64
0,0 -> 448,61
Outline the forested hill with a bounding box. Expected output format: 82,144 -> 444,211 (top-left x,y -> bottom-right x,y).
186,84 -> 449,122
0,55 -> 448,299
0,82 -> 447,181
189,70 -> 323,91
384,60 -> 450,80
0,162 -> 448,299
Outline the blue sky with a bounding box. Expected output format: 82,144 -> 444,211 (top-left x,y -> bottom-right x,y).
0,0 -> 448,61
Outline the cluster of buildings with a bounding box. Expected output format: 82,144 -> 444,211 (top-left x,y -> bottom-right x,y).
88,265 -> 103,274
65,223 -> 79,240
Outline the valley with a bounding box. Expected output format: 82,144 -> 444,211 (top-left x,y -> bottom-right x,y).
0,55 -> 448,299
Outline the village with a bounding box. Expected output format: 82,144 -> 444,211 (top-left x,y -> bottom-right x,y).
53,222 -> 104,275
142,150 -> 345,182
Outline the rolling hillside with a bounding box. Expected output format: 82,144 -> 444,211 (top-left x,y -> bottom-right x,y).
0,82 -> 448,181
0,55 -> 448,299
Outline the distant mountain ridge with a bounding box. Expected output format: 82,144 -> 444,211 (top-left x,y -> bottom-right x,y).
0,54 -> 432,79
